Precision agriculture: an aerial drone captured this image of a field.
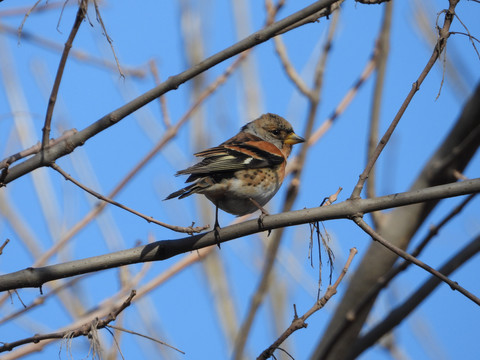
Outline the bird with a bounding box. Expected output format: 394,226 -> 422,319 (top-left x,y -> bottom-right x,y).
165,113 -> 304,235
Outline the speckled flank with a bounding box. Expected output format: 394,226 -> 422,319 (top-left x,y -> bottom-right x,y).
202,165 -> 284,215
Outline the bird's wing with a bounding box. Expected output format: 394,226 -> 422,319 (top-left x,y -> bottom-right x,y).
176,138 -> 285,177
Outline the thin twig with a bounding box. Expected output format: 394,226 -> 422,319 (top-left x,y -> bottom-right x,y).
450,31 -> 480,58
0,239 -> 9,255
51,163 -> 208,234
1,23 -> 145,77
453,169 -> 469,181
17,0 -> 43,42
265,0 -> 338,101
105,326 -> 126,360
322,187 -> 342,206
149,60 -> 172,127
0,259 -> 153,358
375,193 -> 476,294
0,290 -> 136,353
451,12 -> 480,59
266,0 -> 322,100
307,50 -> 376,146
412,1 -> 470,101
265,0 -> 285,25
266,0 -> 313,99
273,35 -> 314,99
350,0 -> 459,199
106,325 -> 184,354
0,276 -> 85,326
351,234 -> 480,357
0,1 -> 67,17
352,216 -> 480,306
257,248 -> 358,360
41,0 -> 88,149
366,1 -> 392,228
92,0 -> 124,77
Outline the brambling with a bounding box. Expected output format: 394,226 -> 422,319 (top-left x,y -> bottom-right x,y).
165,113 -> 304,233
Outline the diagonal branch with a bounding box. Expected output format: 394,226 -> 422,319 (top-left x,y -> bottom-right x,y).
307,46 -> 377,146
1,0 -> 338,187
351,233 -> 480,357
41,0 -> 87,149
257,248 -> 358,360
352,216 -> 480,305
0,290 -> 136,353
0,23 -> 145,77
317,193 -> 477,355
106,324 -> 184,354
350,0 -> 459,199
50,163 -> 208,234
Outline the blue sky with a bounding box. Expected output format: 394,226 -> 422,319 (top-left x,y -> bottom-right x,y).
0,0 -> 479,359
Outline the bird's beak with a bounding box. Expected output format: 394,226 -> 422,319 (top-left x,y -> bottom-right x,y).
284,132 -> 305,145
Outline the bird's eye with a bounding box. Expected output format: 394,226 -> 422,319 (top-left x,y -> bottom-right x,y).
271,129 -> 281,136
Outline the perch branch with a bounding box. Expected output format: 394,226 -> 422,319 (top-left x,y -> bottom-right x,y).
0,179 -> 478,293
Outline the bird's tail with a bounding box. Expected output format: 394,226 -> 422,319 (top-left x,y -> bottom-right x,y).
164,183 -> 199,200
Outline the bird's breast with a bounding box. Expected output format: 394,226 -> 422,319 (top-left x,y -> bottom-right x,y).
203,166 -> 284,216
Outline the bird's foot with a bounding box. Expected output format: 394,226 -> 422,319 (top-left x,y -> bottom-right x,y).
249,198 -> 271,236
214,206 -> 221,249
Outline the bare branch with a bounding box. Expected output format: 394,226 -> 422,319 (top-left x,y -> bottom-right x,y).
322,187 -> 342,206
0,178 -> 478,292
0,276 -> 84,326
0,290 -> 136,353
450,31 -> 480,59
0,238 -> 9,255
17,0 -> 43,42
257,248 -> 358,360
366,1 -> 392,227
352,216 -> 480,305
352,233 -> 480,357
1,0 -> 340,186
92,0 -> 124,77
106,325 -> 184,354
51,163 -> 208,234
350,0 -> 459,199
41,0 -> 88,149
0,129 -> 77,171
149,60 -> 172,127
451,12 -> 480,60
0,23 -> 145,77
273,35 -> 314,99
275,0 -> 344,36
318,193 -> 477,356
314,78 -> 480,359
308,50 -> 376,146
